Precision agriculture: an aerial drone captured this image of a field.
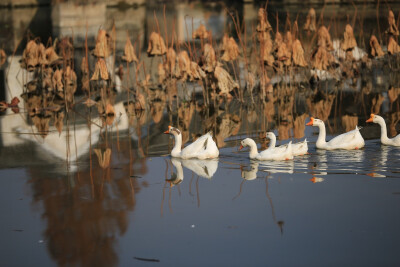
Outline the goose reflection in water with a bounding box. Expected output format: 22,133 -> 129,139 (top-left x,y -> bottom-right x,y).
162,158 -> 219,213
236,162 -> 285,235
310,149 -> 364,176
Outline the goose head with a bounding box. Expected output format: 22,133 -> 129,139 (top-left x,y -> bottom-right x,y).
266,132 -> 275,139
238,138 -> 254,150
306,117 -> 323,126
164,125 -> 181,136
366,113 -> 383,123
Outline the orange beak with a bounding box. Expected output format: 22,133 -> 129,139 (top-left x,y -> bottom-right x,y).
306,117 -> 314,126
238,145 -> 244,151
310,177 -> 316,183
366,114 -> 374,123
164,125 -> 172,134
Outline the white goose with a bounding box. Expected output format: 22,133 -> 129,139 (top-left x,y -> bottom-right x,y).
239,138 -> 293,161
164,126 -> 219,159
266,132 -> 308,156
366,114 -> 400,146
306,117 -> 365,150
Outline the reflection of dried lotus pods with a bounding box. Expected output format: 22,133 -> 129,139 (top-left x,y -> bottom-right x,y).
158,63 -> 166,84
32,116 -> 50,138
260,70 -> 272,93
245,72 -> 255,93
341,115 -> 358,132
386,10 -> 399,36
214,64 -> 239,96
177,51 -> 191,79
54,111 -> 64,134
203,44 -> 216,72
0,49 -> 6,66
221,35 -> 239,61
189,61 -> 206,81
63,66 -> 77,102
311,46 -> 335,70
292,39 -> 307,67
151,101 -> 165,123
105,103 -> 115,126
94,148 -> 112,169
307,93 -> 336,121
388,37 -> 400,55
371,94 -> 384,114
260,36 -> 274,66
285,31 -> 293,50
257,30 -> 272,43
293,113 -> 307,139
81,57 -> 90,92
317,26 -> 334,50
147,32 -> 167,56
81,57 -> 89,74
274,32 -> 283,50
192,24 -> 210,39
256,8 -> 272,32
122,37 -> 138,63
83,98 -> 97,107
52,69 -> 63,92
388,87 -> 400,103
166,48 -> 176,74
0,97 -> 20,113
341,24 -> 357,51
91,58 -> 109,80
93,29 -> 111,58
303,8 -> 316,32
369,35 -> 384,58
276,42 -> 291,66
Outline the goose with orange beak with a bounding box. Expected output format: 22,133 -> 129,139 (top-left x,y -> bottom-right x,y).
239,138 -> 293,161
366,114 -> 400,146
164,126 -> 219,159
306,117 -> 364,150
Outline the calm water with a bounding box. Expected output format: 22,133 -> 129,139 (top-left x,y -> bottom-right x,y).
1,1 -> 400,266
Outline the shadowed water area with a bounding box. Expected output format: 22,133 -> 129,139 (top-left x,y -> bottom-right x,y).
0,1 -> 400,266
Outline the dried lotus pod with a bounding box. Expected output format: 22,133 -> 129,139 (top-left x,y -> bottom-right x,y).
386,10 -> 399,36
81,57 -> 89,74
221,35 -> 240,61
276,42 -> 291,66
317,26 -> 334,51
388,36 -> 400,55
105,103 -> 115,126
192,24 -> 210,39
147,32 -> 167,56
274,32 -> 283,50
214,64 -> 239,96
303,8 -> 316,32
91,58 -> 109,81
122,36 -> 138,63
369,35 -> 384,58
292,39 -> 307,67
257,30 -> 272,43
203,43 -> 216,72
45,46 -> 60,65
21,40 -> 40,71
63,66 -> 77,102
256,8 -> 272,32
260,34 -> 274,66
93,29 -> 111,58
32,116 -> 50,138
341,24 -> 357,51
285,31 -> 293,49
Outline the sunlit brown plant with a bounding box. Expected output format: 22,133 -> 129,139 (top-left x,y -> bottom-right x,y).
189,61 -> 206,81
158,62 -> 166,84
0,49 -> 6,66
147,32 -> 167,56
221,34 -> 240,61
386,10 -> 399,36
192,24 -> 210,39
202,43 -> 217,72
312,46 -> 335,70
292,39 -> 307,67
91,58 -> 109,81
122,36 -> 138,63
214,63 -> 239,97
369,35 -> 384,58
256,8 -> 272,32
341,24 -> 357,51
80,57 -> 90,92
317,26 -> 334,50
93,29 -> 112,58
303,8 -> 316,32
45,46 -> 60,65
388,36 -> 400,55
166,47 -> 176,74
176,51 -> 191,80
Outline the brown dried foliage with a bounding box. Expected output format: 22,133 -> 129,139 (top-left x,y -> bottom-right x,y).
203,43 -> 217,72
192,24 -> 210,39
214,64 -> 239,96
221,35 -> 240,61
303,8 -> 316,32
317,26 -> 334,50
91,58 -> 109,81
386,10 -> 399,36
388,37 -> 400,55
369,35 -> 384,58
147,32 -> 167,56
341,24 -> 357,51
122,37 -> 138,63
256,8 -> 272,32
93,29 -> 112,58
